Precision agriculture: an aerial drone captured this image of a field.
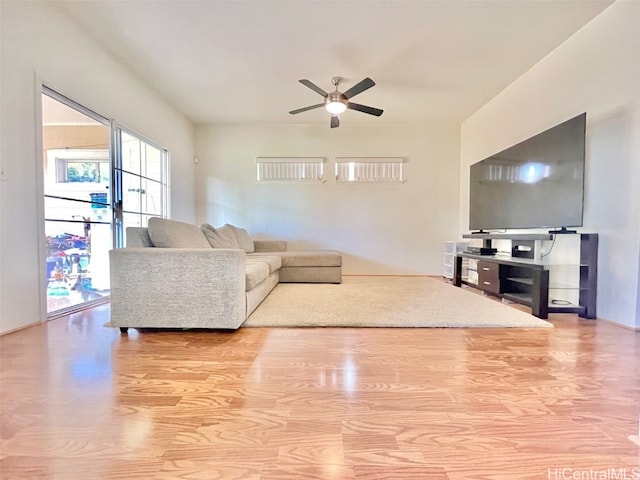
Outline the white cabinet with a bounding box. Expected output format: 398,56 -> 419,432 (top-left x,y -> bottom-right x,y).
443,241 -> 469,279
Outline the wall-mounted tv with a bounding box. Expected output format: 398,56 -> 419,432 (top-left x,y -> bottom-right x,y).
469,113 -> 586,232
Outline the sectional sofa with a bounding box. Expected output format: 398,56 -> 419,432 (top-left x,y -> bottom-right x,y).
109,217 -> 342,332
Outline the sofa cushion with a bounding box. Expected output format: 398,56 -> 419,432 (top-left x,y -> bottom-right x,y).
227,224 -> 255,253
126,227 -> 153,247
277,250 -> 342,267
246,254 -> 282,274
201,223 -> 240,249
245,262 -> 270,291
148,217 -> 211,249
253,240 -> 287,252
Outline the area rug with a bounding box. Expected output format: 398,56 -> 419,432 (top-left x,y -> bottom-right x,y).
243,276 -> 553,328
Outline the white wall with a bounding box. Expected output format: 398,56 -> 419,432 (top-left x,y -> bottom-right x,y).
195,123 -> 460,275
0,1 -> 196,334
460,1 -> 640,329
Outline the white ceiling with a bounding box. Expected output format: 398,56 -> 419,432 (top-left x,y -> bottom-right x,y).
50,0 -> 613,127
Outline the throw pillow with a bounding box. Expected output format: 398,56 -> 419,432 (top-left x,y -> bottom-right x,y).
226,224 -> 255,253
147,217 -> 211,248
201,223 -> 240,249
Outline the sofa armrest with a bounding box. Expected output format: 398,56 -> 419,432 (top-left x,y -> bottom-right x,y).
253,240 -> 287,252
109,248 -> 246,329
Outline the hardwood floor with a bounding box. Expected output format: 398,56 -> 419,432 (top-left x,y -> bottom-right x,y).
1,296 -> 638,479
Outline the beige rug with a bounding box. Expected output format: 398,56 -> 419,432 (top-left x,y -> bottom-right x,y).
244,276 -> 553,328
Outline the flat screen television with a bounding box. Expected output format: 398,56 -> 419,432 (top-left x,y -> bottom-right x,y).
469,112 -> 586,232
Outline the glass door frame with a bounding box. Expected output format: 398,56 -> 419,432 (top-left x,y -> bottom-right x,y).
40,85 -> 114,319
39,86 -> 170,320
112,125 -> 170,246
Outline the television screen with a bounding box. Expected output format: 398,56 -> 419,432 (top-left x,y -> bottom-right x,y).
469,113 -> 586,231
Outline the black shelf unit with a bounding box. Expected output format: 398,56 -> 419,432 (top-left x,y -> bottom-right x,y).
453,233 -> 597,320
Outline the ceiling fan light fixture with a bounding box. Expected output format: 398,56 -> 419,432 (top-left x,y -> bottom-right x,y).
325,90 -> 347,115
325,100 -> 347,115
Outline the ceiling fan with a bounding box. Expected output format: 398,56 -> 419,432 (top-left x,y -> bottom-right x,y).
289,76 -> 383,128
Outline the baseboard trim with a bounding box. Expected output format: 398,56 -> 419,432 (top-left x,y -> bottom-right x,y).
1,320 -> 43,337
596,316 -> 640,331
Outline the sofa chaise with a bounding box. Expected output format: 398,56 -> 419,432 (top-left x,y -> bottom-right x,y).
109,217 -> 341,332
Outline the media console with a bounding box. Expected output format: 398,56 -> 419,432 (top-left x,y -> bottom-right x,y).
452,233 -> 597,320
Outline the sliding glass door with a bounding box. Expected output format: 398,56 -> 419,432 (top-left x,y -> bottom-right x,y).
114,128 -> 168,246
42,89 -> 169,318
42,90 -> 112,316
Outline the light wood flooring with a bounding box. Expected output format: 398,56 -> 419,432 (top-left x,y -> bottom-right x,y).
1,289 -> 639,479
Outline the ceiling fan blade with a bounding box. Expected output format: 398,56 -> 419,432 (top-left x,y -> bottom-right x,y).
331,115 -> 340,128
289,103 -> 324,115
299,79 -> 328,97
347,102 -> 383,117
342,77 -> 375,99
